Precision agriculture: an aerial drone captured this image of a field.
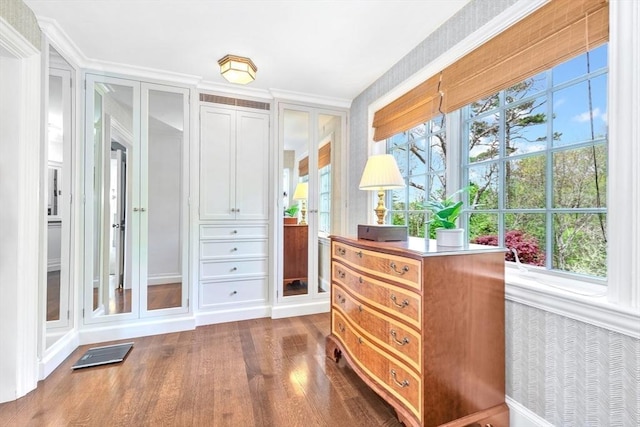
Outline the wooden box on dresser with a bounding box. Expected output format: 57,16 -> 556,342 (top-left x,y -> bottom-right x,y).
326,236 -> 508,427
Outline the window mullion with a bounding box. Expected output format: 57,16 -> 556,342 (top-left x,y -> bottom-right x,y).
545,68 -> 554,271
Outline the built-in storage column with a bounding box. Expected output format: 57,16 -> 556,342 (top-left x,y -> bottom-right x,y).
198,100 -> 271,318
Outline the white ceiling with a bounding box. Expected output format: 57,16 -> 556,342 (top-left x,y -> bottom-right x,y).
24,0 -> 471,102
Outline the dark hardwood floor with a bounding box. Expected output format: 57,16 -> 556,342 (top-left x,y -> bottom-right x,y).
0,314 -> 403,427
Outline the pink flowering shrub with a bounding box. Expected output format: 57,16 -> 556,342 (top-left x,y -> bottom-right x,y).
472,230 -> 545,266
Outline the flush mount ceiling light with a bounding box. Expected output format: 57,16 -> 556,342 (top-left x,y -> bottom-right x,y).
217,54 -> 257,85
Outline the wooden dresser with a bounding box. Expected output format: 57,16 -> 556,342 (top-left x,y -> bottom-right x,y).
283,224 -> 308,284
326,236 -> 508,427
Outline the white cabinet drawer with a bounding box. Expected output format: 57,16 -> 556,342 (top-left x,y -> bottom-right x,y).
200,258 -> 267,279
200,278 -> 267,307
200,240 -> 267,259
200,224 -> 267,239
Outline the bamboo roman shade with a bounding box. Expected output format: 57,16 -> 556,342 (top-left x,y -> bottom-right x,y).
372,0 -> 609,141
299,142 -> 331,177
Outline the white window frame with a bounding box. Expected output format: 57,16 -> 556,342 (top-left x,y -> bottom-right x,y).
367,0 -> 639,338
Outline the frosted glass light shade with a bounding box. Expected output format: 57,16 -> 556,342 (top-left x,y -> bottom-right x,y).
218,54 -> 257,85
359,154 -> 405,190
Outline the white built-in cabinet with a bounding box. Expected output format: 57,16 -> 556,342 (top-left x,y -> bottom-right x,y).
199,105 -> 270,220
198,103 -> 271,311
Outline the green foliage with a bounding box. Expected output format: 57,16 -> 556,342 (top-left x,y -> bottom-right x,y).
284,204 -> 299,217
422,186 -> 470,230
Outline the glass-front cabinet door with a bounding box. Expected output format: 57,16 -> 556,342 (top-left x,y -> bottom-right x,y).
84,75 -> 189,323
279,103 -> 346,303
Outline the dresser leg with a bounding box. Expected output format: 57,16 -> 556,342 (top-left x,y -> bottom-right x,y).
325,335 -> 342,363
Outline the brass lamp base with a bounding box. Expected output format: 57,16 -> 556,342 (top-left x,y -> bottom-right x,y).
299,200 -> 307,225
374,190 -> 387,225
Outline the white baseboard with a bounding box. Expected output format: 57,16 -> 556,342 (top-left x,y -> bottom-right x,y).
195,305 -> 272,326
271,300 -> 330,319
39,329 -> 79,379
147,274 -> 182,286
507,396 -> 554,427
77,316 -> 196,346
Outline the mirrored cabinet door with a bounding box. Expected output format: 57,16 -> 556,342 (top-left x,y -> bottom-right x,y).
282,108 -> 310,298
84,75 -> 189,323
140,84 -> 189,316
45,48 -> 73,348
84,75 -> 140,321
315,112 -> 344,296
279,105 -> 346,302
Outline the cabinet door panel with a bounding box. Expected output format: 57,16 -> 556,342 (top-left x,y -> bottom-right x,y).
200,106 -> 235,220
235,111 -> 270,220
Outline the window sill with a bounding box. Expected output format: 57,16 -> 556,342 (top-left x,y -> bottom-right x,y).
504,265 -> 639,339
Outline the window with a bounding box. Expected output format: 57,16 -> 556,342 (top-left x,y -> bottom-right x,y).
387,116 -> 446,237
318,164 -> 331,234
384,45 -> 608,279
463,44 -> 608,279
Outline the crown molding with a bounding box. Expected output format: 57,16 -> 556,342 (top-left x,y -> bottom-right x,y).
37,17 -> 86,67
0,17 -> 39,57
83,59 -> 201,87
37,17 -> 200,87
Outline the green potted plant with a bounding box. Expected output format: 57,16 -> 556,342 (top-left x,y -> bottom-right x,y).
284,204 -> 299,224
423,186 -> 470,247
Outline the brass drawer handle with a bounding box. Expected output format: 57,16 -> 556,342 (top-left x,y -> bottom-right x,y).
390,330 -> 410,346
358,277 -> 363,284
358,305 -> 363,312
356,251 -> 363,258
337,323 -> 345,333
358,337 -> 363,344
337,247 -> 346,255
390,262 -> 410,275
337,269 -> 346,279
336,294 -> 345,305
390,369 -> 409,388
390,294 -> 409,308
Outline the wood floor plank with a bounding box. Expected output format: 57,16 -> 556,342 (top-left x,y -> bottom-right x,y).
0,314 -> 402,427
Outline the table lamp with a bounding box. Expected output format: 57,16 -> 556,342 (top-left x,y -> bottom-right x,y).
358,154 -> 407,241
292,182 -> 308,225
359,154 -> 405,224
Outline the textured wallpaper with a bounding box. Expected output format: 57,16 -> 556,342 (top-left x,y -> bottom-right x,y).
507,301 -> 640,427
347,0 -> 640,425
0,0 -> 41,50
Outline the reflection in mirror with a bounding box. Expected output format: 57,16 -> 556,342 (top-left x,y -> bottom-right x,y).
146,89 -> 184,310
91,81 -> 134,315
46,47 -> 73,348
317,113 -> 340,295
283,109 -> 310,297
47,166 -> 60,216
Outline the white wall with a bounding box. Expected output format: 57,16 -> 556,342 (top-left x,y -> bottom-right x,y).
0,11 -> 42,402
147,117 -> 182,283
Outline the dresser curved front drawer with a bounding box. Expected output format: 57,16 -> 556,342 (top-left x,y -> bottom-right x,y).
332,310 -> 422,422
332,241 -> 421,291
332,262 -> 421,329
333,284 -> 421,372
